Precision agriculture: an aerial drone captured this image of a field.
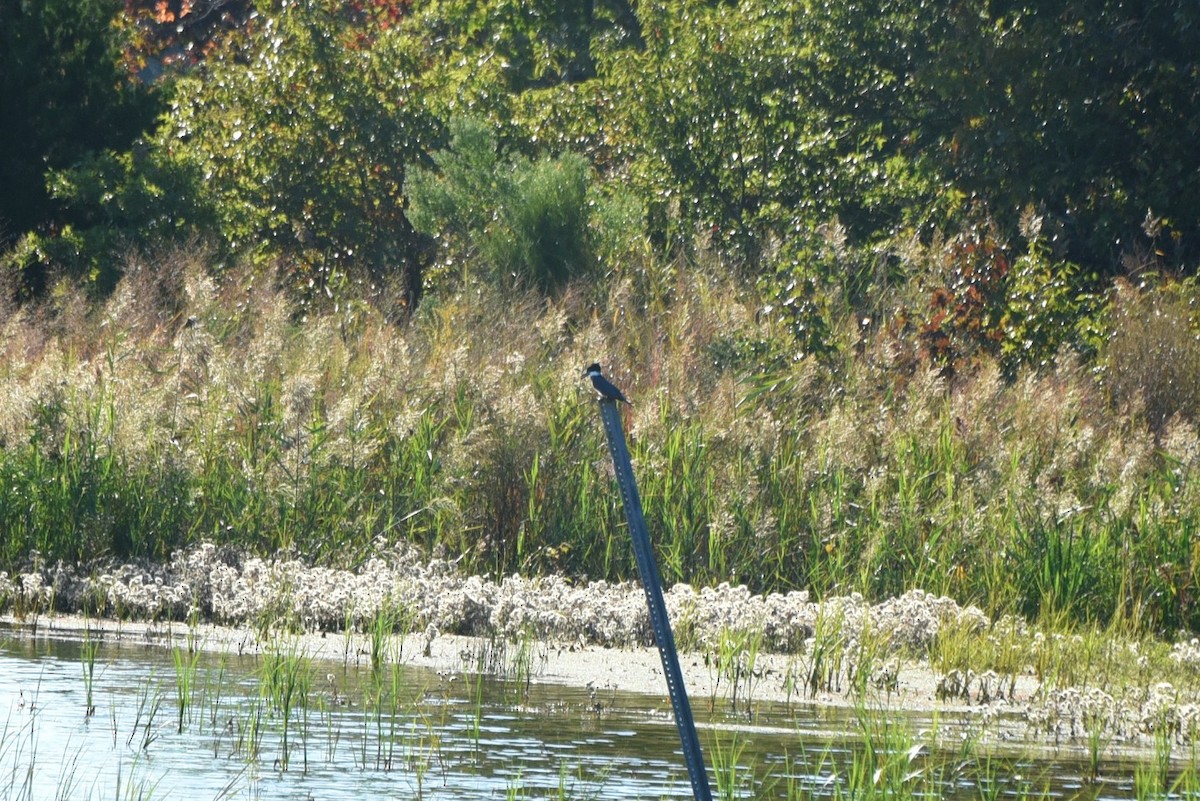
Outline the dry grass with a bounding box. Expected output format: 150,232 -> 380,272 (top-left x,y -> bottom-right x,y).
1104,278 -> 1200,434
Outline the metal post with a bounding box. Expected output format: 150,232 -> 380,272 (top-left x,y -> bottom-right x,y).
597,399 -> 714,801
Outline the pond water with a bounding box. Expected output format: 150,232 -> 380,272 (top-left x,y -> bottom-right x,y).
0,624 -> 1185,800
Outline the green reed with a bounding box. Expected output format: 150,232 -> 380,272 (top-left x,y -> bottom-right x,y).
201,655 -> 229,736
368,608 -> 392,671
112,757 -> 160,801
507,628 -> 541,703
706,625 -> 764,717
349,656 -> 415,773
171,643 -> 201,733
128,674 -> 164,752
400,683 -> 452,794
1084,707 -> 1113,784
80,623 -> 98,718
846,617 -> 895,699
233,694 -> 267,762
260,639 -> 312,771
709,730 -> 753,801
367,603 -> 417,670
1134,725 -> 1176,800
809,699 -> 1059,801
469,670 -> 485,751
804,607 -> 848,697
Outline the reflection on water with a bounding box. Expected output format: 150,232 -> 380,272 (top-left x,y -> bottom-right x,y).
0,625 -> 1172,800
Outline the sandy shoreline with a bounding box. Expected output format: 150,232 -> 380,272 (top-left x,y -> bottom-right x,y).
0,611 -> 1042,716
5,543 -> 1200,758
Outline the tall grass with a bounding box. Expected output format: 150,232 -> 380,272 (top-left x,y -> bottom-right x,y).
3,246 -> 1200,640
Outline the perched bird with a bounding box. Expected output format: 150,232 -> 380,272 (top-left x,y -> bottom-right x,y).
583,362 -> 633,405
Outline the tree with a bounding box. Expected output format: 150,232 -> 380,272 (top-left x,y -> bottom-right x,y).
917,0 -> 1200,267
168,0 -> 442,313
117,0 -> 254,78
0,0 -> 160,280
415,0 -> 643,92
612,0 -> 946,265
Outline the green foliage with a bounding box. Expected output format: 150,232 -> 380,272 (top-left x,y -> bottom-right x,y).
414,0 -> 642,93
409,118 -> 598,292
7,145 -> 212,295
0,0 -> 161,292
759,225 -> 857,364
168,0 -> 442,310
999,213 -> 1097,378
614,0 -> 945,265
603,0 -> 1200,355
588,181 -> 648,268
498,153 -> 593,291
918,1 -> 1200,266
604,0 -> 954,363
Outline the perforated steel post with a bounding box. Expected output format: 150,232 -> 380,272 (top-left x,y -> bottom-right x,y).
597,399 -> 713,801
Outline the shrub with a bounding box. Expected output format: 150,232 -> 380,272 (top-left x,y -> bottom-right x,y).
998,211 -> 1099,378
908,211 -> 1100,382
613,0 -> 945,269
759,232 -> 841,363
409,117 -> 597,293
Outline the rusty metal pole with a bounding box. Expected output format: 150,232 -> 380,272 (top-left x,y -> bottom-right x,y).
596,399 -> 713,801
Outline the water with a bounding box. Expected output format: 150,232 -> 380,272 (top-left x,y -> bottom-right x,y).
0,625 -> 1176,800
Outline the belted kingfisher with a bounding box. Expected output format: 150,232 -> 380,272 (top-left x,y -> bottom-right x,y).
583,363 -> 632,405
